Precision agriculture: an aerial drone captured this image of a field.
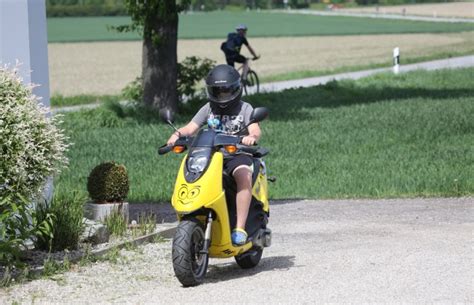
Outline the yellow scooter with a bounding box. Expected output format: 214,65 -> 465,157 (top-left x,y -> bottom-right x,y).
158,107 -> 272,287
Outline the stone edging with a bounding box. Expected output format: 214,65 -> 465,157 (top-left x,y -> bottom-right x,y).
28,223 -> 177,277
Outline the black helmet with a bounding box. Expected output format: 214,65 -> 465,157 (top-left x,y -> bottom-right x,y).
205,64 -> 242,110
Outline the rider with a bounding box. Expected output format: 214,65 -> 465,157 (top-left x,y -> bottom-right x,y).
221,24 -> 259,69
166,64 -> 261,246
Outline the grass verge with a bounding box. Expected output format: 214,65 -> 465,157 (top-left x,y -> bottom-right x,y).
57,68 -> 474,201
51,94 -> 121,107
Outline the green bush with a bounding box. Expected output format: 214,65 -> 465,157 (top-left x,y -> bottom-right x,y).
177,56 -> 215,101
0,66 -> 68,267
0,195 -> 54,267
34,191 -> 85,252
104,207 -> 127,237
121,56 -> 215,105
87,162 -> 129,203
121,77 -> 143,103
0,66 -> 69,201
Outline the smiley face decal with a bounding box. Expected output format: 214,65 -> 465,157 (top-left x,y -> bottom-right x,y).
177,185 -> 200,204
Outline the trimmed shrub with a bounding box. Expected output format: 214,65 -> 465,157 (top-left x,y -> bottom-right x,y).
0,66 -> 69,200
87,162 -> 129,203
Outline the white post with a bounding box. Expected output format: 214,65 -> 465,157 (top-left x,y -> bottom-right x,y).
393,47 -> 400,75
0,0 -> 53,203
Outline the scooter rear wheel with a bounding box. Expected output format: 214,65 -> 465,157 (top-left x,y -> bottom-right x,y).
235,248 -> 263,269
172,220 -> 209,287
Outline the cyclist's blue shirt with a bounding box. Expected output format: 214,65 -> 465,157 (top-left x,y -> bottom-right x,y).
224,33 -> 248,54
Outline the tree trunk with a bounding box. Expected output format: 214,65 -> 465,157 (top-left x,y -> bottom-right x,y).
142,16 -> 178,112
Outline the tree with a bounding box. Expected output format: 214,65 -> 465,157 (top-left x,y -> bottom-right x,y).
116,0 -> 191,112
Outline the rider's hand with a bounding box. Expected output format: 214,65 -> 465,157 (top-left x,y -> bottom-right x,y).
167,132 -> 180,146
242,135 -> 257,146
252,55 -> 260,60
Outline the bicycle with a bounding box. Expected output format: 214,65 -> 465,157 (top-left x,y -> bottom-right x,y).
238,56 -> 260,96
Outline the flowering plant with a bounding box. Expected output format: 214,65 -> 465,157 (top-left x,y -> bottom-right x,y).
0,64 -> 69,201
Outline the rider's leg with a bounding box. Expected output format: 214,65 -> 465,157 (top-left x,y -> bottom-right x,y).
233,166 -> 253,230
224,155 -> 253,245
240,57 -> 249,81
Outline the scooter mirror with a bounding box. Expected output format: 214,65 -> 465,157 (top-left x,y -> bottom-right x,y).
250,107 -> 269,123
159,108 -> 174,124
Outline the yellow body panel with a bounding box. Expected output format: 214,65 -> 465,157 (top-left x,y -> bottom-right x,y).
252,165 -> 269,213
171,152 -> 268,258
171,152 -> 224,214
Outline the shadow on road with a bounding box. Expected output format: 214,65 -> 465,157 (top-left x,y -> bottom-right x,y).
205,255 -> 298,284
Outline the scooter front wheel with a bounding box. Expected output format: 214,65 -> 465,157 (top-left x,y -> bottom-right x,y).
172,219 -> 209,287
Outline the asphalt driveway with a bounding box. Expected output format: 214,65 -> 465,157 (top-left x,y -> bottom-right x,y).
1,197 -> 472,304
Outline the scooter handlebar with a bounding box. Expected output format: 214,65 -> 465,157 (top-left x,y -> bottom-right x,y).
158,144 -> 172,155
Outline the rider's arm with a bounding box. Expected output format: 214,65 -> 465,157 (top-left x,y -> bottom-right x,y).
167,121 -> 200,146
246,44 -> 258,59
242,123 -> 261,146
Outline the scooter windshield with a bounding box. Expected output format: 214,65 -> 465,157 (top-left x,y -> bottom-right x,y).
184,129 -> 215,183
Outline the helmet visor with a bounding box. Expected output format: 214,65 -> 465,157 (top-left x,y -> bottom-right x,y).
206,82 -> 241,103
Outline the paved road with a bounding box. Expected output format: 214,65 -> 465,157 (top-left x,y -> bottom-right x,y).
2,197 -> 472,303
248,55 -> 474,94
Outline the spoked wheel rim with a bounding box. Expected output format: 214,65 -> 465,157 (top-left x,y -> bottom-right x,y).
245,70 -> 259,94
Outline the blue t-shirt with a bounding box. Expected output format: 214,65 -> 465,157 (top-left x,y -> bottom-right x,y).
224,33 -> 249,54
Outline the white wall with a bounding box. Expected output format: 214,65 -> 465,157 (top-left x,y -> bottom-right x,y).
0,0 -> 50,108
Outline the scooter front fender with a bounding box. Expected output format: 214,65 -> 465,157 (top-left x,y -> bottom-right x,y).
171,152 -> 224,215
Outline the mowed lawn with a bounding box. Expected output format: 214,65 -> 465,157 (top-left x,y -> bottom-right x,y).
57,68 -> 474,202
47,11 -> 474,42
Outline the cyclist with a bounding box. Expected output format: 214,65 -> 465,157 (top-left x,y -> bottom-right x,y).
221,24 -> 259,69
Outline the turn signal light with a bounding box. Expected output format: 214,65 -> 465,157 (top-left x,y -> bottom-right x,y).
173,145 -> 185,153
224,145 -> 237,154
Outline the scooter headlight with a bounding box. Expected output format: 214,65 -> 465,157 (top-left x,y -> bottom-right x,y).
187,155 -> 208,173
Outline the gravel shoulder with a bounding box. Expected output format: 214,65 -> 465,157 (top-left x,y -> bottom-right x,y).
1,197 -> 472,304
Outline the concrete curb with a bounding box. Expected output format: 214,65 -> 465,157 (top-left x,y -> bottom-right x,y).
27,223 -> 177,277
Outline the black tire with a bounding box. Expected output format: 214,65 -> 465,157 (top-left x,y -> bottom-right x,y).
172,220 -> 209,287
243,70 -> 260,95
235,248 -> 263,269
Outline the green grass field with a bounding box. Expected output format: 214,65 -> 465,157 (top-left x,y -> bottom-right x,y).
47,11 -> 474,42
56,68 -> 474,202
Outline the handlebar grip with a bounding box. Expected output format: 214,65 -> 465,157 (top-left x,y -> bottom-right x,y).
158,144 -> 172,155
